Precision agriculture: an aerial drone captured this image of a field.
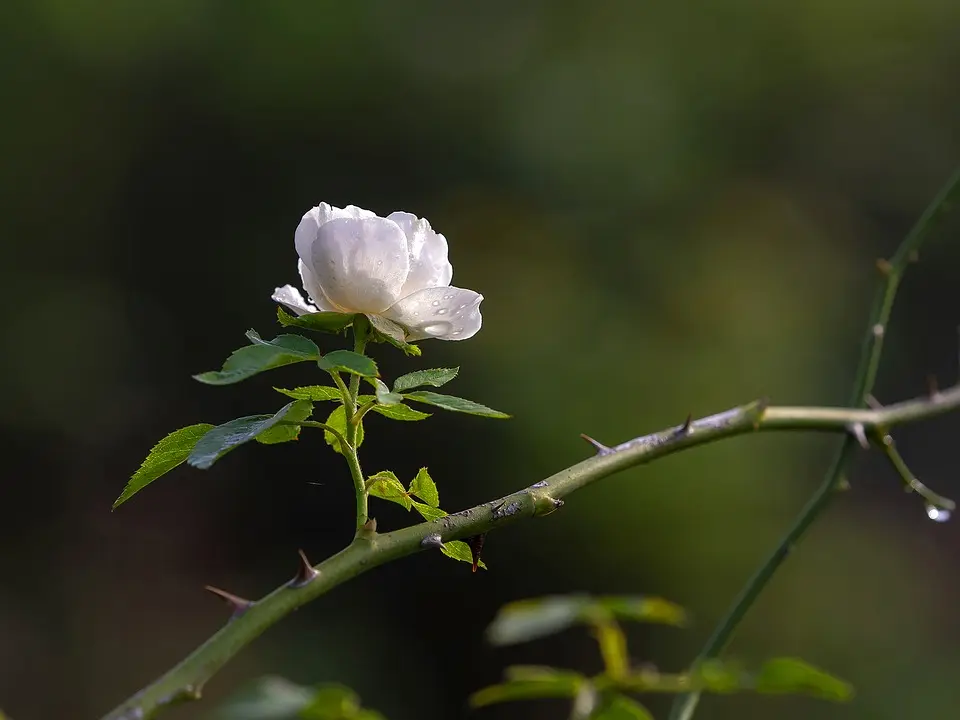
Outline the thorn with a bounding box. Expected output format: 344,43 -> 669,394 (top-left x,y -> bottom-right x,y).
849,422 -> 869,449
362,517 -> 378,533
865,394 -> 884,410
927,373 -> 941,399
580,433 -> 611,455
676,414 -> 693,437
204,585 -> 253,616
876,258 -> 893,275
467,534 -> 486,573
290,548 -> 319,587
421,533 -> 445,550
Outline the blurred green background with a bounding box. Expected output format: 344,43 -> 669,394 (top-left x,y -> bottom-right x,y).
1,1 -> 959,718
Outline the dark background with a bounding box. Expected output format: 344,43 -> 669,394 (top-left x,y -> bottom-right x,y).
2,2 -> 960,719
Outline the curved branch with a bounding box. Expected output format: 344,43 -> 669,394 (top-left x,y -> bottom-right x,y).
100,387 -> 960,719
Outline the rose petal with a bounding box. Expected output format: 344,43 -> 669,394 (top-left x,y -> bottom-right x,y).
388,211 -> 453,296
297,260 -> 339,311
295,203 -> 377,265
271,284 -> 317,316
383,286 -> 483,341
310,217 -> 411,313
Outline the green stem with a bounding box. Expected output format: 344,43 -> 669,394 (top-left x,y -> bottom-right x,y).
342,317 -> 370,530
668,165 -> 960,720
100,385 -> 960,719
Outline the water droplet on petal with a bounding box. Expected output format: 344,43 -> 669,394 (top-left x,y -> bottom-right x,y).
435,308 -> 447,315
443,294 -> 454,300
421,321 -> 452,336
452,328 -> 462,335
926,504 -> 951,522
459,304 -> 467,310
431,300 -> 440,306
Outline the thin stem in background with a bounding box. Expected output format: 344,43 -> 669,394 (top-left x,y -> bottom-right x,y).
668,165 -> 960,720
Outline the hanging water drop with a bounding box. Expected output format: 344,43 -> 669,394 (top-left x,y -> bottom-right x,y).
421,321 -> 453,336
925,504 -> 951,522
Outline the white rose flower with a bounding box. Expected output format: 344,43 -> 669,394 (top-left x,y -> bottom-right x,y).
272,203 -> 483,341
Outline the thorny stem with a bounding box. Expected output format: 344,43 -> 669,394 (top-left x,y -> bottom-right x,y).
100,385 -> 960,719
668,165 -> 960,720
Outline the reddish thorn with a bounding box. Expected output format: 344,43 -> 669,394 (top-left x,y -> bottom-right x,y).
204,585 -> 253,615
291,548 -> 320,587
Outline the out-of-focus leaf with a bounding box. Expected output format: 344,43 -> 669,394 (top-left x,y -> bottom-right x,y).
754,658 -> 853,701
256,400 -> 313,444
402,391 -> 509,418
318,350 -> 378,378
487,595 -> 686,646
487,596 -> 586,645
299,684 -> 359,718
367,470 -> 411,510
194,331 -> 320,385
470,667 -> 584,707
113,423 -> 214,508
215,676 -> 313,719
408,467 -> 439,507
695,659 -> 743,693
188,403 -> 301,469
275,386 -> 343,402
277,307 -> 355,333
322,405 -> 363,455
592,695 -> 654,720
595,596 -> 687,627
392,367 -> 459,393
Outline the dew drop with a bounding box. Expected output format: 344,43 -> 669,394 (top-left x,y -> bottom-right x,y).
431,300 -> 440,306
421,321 -> 452,336
925,504 -> 951,522
443,294 -> 454,300
435,308 -> 447,315
459,304 -> 467,310
452,327 -> 463,335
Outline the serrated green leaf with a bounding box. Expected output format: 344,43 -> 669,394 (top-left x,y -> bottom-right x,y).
113,423 -> 214,508
411,501 -> 447,521
440,540 -> 487,569
188,402 -> 302,469
367,470 -> 411,510
392,367 -> 459,393
754,658 -> 853,701
275,386 -> 344,402
194,332 -> 320,385
402,391 -> 509,418
593,695 -> 654,720
256,400 -> 313,444
358,397 -> 430,421
366,314 -> 422,356
277,306 -> 355,333
322,405 -> 364,455
595,596 -> 687,627
408,467 -> 439,507
318,350 -> 378,378
470,667 -> 584,707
